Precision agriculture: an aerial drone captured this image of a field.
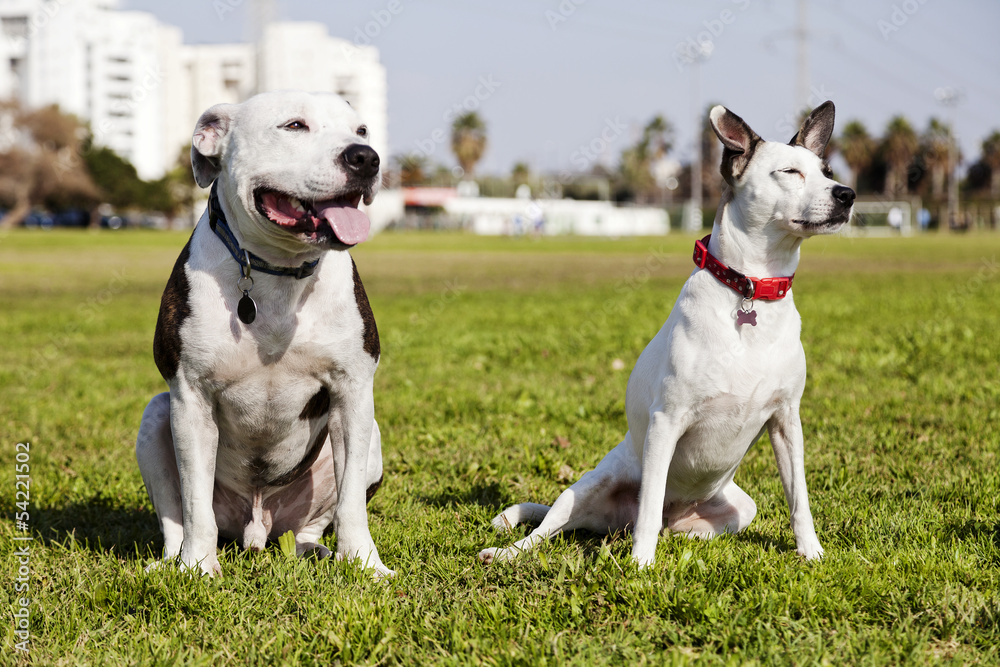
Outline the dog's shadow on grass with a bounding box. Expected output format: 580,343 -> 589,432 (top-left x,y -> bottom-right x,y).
944,519 -> 1000,548
33,495 -> 161,562
417,480 -> 506,511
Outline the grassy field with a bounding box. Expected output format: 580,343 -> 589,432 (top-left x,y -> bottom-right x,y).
1,228 -> 998,665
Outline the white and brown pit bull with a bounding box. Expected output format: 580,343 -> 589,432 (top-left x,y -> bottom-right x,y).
136,90 -> 392,578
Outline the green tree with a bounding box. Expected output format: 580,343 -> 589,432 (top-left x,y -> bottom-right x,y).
162,144 -> 199,226
619,114 -> 674,203
980,130 -> 1000,198
511,162 -> 531,187
881,116 -> 918,197
450,112 -> 487,178
394,153 -> 428,186
920,118 -> 957,201
839,120 -> 876,191
82,140 -> 178,223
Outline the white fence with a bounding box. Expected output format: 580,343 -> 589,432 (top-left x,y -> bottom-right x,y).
444,197 -> 670,237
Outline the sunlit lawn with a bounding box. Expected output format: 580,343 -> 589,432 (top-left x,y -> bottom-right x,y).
1,228 -> 997,665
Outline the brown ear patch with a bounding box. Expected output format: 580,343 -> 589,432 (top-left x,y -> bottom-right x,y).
709,105 -> 762,186
789,100 -> 836,158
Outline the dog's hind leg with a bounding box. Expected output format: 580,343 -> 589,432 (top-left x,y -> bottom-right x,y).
666,480 -> 757,539
490,503 -> 551,532
135,392 -> 184,561
479,440 -> 640,564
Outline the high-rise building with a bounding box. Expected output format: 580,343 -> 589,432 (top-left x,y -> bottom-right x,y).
0,0 -> 388,181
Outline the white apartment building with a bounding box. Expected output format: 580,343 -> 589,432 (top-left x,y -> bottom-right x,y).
0,0 -> 388,180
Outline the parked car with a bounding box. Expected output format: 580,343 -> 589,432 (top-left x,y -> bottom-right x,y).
53,209 -> 90,227
23,211 -> 54,228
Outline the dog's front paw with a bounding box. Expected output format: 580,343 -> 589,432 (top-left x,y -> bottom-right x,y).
632,553 -> 656,569
631,536 -> 658,569
797,541 -> 824,561
336,547 -> 395,579
146,553 -> 222,577
182,554 -> 222,577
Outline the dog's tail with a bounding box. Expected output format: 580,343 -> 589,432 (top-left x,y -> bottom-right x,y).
490,503 -> 551,532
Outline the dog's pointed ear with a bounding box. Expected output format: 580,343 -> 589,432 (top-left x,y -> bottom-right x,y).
710,105 -> 762,185
789,100 -> 835,158
191,104 -> 237,188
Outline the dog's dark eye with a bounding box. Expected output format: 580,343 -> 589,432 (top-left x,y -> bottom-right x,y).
356,125 -> 368,138
780,168 -> 802,176
821,164 -> 834,178
283,120 -> 308,131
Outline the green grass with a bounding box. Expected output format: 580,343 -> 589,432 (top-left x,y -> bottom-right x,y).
1,228 -> 998,665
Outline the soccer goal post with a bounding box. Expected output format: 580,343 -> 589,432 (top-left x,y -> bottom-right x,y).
846,199 -> 917,236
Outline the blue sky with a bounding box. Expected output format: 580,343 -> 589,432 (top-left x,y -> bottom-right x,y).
124,0 -> 1000,176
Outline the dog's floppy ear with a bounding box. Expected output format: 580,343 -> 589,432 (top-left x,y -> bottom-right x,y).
710,105 -> 762,186
191,104 -> 237,188
789,100 -> 835,158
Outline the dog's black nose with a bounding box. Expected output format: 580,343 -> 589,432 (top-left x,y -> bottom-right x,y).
340,144 -> 380,180
832,185 -> 856,206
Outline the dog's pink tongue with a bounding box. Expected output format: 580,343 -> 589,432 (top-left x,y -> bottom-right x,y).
314,199 -> 370,245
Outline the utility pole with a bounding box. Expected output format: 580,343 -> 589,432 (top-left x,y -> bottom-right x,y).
935,86 -> 963,230
795,0 -> 809,112
685,41 -> 713,234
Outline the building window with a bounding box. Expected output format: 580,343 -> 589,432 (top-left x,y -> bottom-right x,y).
1,17 -> 28,39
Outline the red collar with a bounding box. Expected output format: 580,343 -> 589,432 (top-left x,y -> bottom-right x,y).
692,235 -> 794,300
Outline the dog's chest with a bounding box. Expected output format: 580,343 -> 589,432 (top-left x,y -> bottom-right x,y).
177,248 -> 373,440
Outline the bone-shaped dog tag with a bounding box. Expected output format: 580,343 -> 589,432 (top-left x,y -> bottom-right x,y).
736,308 -> 757,326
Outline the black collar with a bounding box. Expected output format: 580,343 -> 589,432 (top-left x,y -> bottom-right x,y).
208,183 -> 319,280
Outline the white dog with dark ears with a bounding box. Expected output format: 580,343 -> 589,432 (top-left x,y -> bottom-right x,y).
480,101 -> 855,568
135,91 -> 393,578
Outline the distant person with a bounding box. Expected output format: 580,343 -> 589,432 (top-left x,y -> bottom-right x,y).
918,208 -> 931,231
888,206 -> 902,231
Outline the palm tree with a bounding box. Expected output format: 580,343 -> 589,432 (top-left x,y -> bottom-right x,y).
394,153 -> 428,187
619,115 -> 674,203
981,130 -> 1000,198
921,118 -> 956,201
511,161 -> 530,186
450,112 -> 487,178
882,116 -> 918,197
839,120 -> 876,191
